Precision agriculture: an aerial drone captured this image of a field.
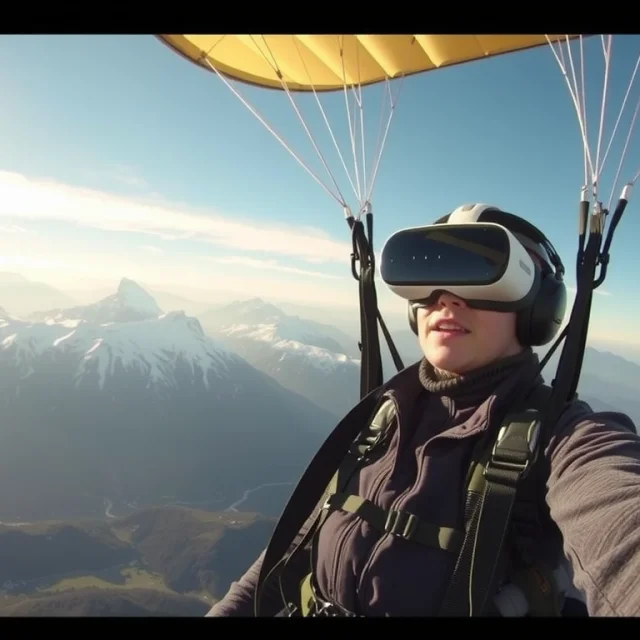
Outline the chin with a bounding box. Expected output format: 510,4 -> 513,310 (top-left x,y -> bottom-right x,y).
423,345 -> 471,375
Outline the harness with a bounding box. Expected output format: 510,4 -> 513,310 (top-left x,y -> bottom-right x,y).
255,378 -> 584,617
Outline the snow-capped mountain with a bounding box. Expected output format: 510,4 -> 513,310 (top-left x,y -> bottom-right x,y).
199,298 -> 363,417
28,278 -> 163,324
2,308 -> 232,392
2,279 -> 235,392
201,298 -> 361,357
0,281 -> 335,522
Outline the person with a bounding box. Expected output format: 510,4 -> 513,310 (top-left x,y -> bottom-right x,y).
206,204 -> 640,617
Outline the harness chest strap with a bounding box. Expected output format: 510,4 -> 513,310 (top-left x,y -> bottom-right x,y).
324,492 -> 465,553
298,495 -> 465,617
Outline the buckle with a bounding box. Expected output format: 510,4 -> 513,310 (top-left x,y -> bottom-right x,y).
484,411 -> 542,484
384,508 -> 418,540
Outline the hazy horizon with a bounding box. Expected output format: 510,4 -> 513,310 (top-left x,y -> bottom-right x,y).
3,267 -> 640,369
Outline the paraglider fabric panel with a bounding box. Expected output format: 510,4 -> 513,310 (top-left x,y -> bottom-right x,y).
156,34 -> 576,92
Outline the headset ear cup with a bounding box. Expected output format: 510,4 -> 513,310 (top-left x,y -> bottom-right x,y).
538,276 -> 567,344
517,274 -> 567,346
515,305 -> 533,347
408,302 -> 418,335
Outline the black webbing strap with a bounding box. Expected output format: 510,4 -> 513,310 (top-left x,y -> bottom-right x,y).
378,307 -> 405,374
348,210 -> 404,399
544,197 -> 628,448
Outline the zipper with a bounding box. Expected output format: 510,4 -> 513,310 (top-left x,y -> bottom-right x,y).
394,409 -> 455,515
391,396 -> 456,515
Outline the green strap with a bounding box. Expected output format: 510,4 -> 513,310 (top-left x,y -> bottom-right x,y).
325,491 -> 464,553
292,399 -> 399,616
299,573 -> 315,617
313,400 -> 396,534
439,409 -> 544,616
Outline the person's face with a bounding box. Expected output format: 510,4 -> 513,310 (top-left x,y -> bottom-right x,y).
416,291 -> 523,374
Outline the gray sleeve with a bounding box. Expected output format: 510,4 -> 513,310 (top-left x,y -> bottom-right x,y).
205,550 -> 267,617
205,507 -> 317,617
545,404 -> 640,616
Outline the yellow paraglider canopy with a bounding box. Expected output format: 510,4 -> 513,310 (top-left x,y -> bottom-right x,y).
156,34 -> 574,92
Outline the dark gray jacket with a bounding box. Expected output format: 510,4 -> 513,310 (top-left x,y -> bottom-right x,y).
207,349 -> 640,617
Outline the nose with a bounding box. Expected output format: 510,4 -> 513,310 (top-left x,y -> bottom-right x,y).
436,291 -> 467,309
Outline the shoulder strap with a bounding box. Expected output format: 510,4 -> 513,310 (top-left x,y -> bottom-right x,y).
315,397 -> 398,530
438,384 -> 556,616
254,386 -> 388,616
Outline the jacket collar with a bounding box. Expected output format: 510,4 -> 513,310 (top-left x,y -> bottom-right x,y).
381,349 -> 544,437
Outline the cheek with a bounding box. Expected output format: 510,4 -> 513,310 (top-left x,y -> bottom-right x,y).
476,312 -> 518,345
416,308 -> 429,333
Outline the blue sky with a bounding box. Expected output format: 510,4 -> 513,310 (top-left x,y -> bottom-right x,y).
0,34 -> 638,345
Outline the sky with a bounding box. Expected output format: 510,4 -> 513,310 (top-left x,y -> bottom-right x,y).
0,34 -> 639,346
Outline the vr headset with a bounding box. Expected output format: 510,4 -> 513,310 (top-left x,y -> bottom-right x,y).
379,204 -> 559,313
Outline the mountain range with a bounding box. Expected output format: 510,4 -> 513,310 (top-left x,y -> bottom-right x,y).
538,345 -> 640,427
1,280 -> 638,520
1,274 -> 640,617
198,296 -> 640,429
0,279 -> 335,523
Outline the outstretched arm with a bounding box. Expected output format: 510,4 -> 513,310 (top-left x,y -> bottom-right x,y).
206,514 -> 316,617
206,550 -> 269,617
546,403 -> 640,616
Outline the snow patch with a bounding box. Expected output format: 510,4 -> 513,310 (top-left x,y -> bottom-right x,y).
220,322 -> 360,373
0,305 -> 236,390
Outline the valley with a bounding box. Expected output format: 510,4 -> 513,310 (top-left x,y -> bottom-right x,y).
0,506 -> 274,616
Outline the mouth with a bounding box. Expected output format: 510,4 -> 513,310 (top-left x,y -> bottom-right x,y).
430,318 -> 471,334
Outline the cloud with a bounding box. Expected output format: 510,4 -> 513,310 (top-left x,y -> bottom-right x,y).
111,164 -> 149,188
0,254 -> 67,270
0,170 -> 621,335
0,224 -> 32,234
0,170 -> 352,265
138,245 -> 164,254
205,255 -> 341,279
81,165 -> 150,190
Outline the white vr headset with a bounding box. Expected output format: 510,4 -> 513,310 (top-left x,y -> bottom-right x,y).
379,204 -> 554,313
